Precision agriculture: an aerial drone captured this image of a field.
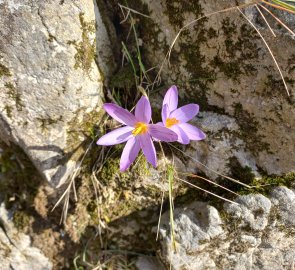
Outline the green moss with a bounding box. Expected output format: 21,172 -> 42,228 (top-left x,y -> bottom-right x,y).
0,63 -> 11,77
13,211 -> 31,230
4,105 -> 13,118
67,13 -> 96,75
176,26 -> 218,111
66,109 -> 104,151
210,21 -> 259,81
239,172 -> 295,195
165,0 -> 203,29
109,64 -> 136,90
5,82 -> 24,111
229,157 -> 255,184
37,116 -> 63,132
262,74 -> 295,99
213,156 -> 256,194
212,56 -> 243,81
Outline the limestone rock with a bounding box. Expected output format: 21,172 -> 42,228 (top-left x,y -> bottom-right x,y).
270,186 -> 295,226
186,112 -> 260,180
158,201 -> 223,269
159,188 -> 295,270
0,203 -> 52,270
135,256 -> 165,270
0,0 -> 113,186
224,193 -> 271,231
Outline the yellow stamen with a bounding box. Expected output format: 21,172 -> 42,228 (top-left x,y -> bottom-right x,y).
132,122 -> 148,136
165,118 -> 179,128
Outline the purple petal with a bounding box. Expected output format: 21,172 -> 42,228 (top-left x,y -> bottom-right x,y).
139,133 -> 157,167
170,104 -> 199,123
96,126 -> 133,146
178,123 -> 206,141
120,137 -> 140,171
135,96 -> 151,123
161,104 -> 170,123
170,125 -> 190,144
148,124 -> 178,142
103,103 -> 136,126
163,85 -> 178,112
152,122 -> 164,142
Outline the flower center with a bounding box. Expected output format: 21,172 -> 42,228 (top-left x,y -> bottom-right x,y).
132,122 -> 148,136
165,117 -> 179,128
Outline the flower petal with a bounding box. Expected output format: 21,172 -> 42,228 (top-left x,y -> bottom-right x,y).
96,126 -> 133,146
120,137 -> 140,171
161,104 -> 169,123
148,124 -> 178,142
178,123 -> 206,141
163,85 -> 178,112
139,133 -> 157,167
103,103 -> 136,126
170,104 -> 199,123
135,96 -> 151,123
170,125 -> 190,144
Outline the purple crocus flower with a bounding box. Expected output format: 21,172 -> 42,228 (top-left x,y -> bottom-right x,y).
97,96 -> 177,171
159,85 -> 206,144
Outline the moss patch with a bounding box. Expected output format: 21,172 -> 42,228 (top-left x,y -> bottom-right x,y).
239,172 -> 295,195
210,20 -> 259,81
67,13 -> 96,75
36,115 -> 63,132
4,105 -> 13,118
5,82 -> 24,111
13,210 -> 31,231
165,0 -> 203,29
0,63 -> 11,77
262,74 -> 295,100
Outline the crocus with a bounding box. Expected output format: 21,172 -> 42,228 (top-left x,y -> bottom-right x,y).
160,85 -> 206,144
97,96 -> 178,171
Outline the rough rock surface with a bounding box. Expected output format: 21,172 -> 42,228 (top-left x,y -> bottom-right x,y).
0,203 -> 52,270
187,112 -> 260,180
159,202 -> 224,269
138,0 -> 295,177
159,187 -> 295,270
0,0 -> 113,186
135,256 -> 165,270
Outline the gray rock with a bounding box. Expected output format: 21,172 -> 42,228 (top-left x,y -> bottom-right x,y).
0,0 -> 112,186
270,186 -> 295,226
135,256 -> 165,270
252,229 -> 295,270
159,189 -> 295,269
224,194 -> 271,231
158,201 -> 223,269
0,203 -> 52,270
186,112 -> 260,180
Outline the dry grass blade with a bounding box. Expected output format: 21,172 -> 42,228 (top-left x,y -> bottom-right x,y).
255,4 -> 277,37
52,140 -> 94,223
176,176 -> 239,205
262,0 -> 295,14
258,4 -> 295,36
118,3 -> 151,22
169,143 -> 251,188
156,191 -> 165,241
178,172 -> 239,196
237,7 -> 290,96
